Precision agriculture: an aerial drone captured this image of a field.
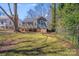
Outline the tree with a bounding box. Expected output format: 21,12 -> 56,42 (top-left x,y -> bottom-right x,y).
26,4 -> 51,21
0,3 -> 19,32
27,9 -> 36,19
34,4 -> 44,17
57,3 -> 79,55
13,3 -> 19,31
34,4 -> 51,18
51,3 -> 57,32
58,4 -> 79,35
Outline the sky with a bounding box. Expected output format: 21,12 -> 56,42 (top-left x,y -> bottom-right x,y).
0,3 -> 51,21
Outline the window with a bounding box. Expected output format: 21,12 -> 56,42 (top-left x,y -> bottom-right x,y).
1,21 -> 4,24
38,20 -> 47,28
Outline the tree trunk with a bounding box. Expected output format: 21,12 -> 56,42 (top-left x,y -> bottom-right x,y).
13,15 -> 19,32
14,3 -> 19,32
53,3 -> 56,32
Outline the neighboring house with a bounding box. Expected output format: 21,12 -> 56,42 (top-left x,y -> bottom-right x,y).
0,16 -> 14,30
0,16 -> 23,31
23,17 -> 34,30
0,16 -> 48,33
35,17 -> 48,33
23,16 -> 48,33
18,19 -> 23,28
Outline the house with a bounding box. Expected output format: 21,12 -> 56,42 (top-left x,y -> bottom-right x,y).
23,17 -> 34,31
0,16 -> 14,30
0,15 -> 48,33
0,16 -> 23,31
35,17 -> 48,33
23,16 -> 48,33
18,19 -> 23,28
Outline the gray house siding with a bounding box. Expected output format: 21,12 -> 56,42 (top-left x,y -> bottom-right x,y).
0,16 -> 14,30
36,17 -> 47,29
23,17 -> 48,33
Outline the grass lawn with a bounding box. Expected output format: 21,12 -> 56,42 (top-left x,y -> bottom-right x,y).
0,32 -> 77,56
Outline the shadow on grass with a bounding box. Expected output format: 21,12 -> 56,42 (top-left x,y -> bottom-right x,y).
0,39 -> 35,46
0,44 -> 66,56
0,37 -> 47,46
0,45 -> 49,55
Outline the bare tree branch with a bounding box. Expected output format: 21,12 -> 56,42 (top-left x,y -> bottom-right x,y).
8,3 -> 13,16
0,6 -> 14,22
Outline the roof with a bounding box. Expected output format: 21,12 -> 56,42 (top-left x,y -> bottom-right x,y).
25,22 -> 33,24
37,17 -> 47,21
0,16 -> 9,20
